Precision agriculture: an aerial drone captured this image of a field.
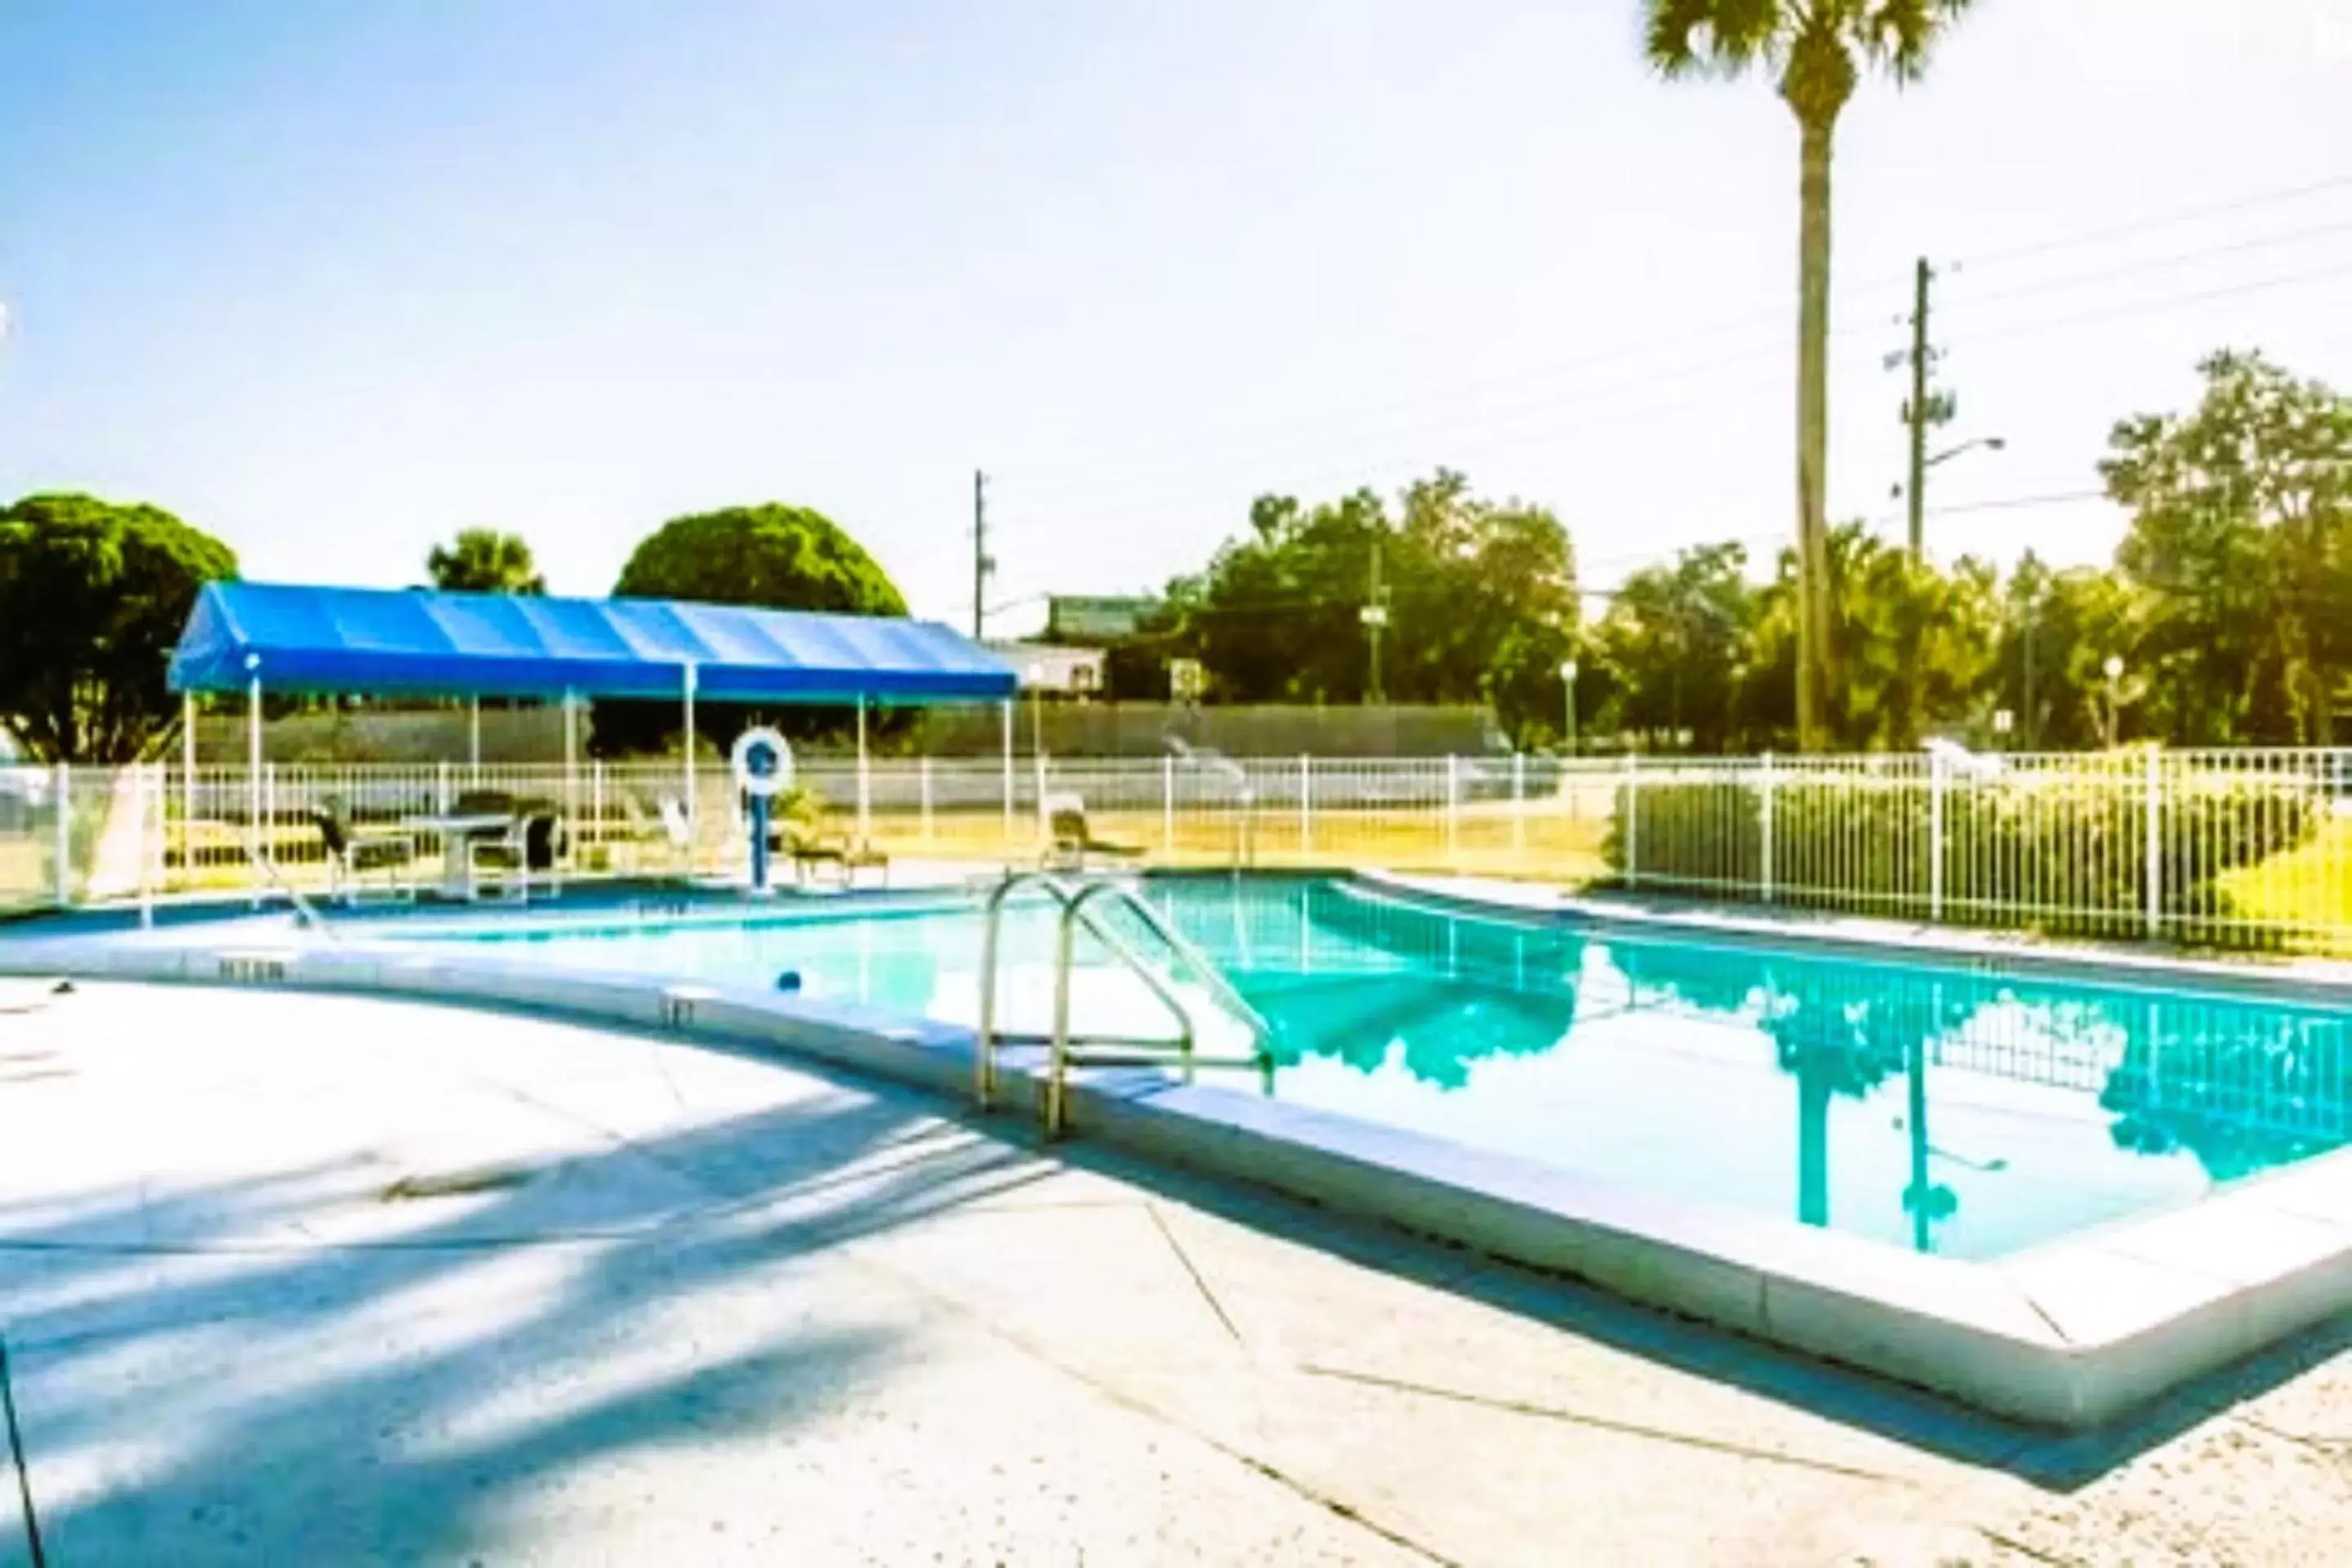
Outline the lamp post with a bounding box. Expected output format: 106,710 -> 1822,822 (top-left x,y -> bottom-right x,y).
1558,658 -> 1580,756
2103,654 -> 2126,749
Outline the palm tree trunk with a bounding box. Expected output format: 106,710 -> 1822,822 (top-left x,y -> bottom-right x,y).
1795,115 -> 1836,751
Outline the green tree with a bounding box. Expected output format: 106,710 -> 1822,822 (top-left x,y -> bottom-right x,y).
595,503 -> 909,755
426,528 -> 546,594
1592,541 -> 1757,751
1643,0 -> 1980,751
1169,470 -> 1577,713
1738,524 -> 1997,751
0,492 -> 239,763
2102,350 -> 2352,745
1990,555 -> 2142,750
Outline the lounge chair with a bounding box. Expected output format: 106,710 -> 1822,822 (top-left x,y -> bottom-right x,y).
1040,792 -> 1143,873
770,820 -> 889,888
469,812 -> 563,902
309,806 -> 417,903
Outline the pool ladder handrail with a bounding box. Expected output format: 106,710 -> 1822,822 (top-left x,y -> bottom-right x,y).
976,871 -> 1272,1138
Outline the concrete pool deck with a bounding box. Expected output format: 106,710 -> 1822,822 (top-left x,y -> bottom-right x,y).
4,981 -> 2351,1565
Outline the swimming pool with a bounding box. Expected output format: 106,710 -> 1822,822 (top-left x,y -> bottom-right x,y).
411,875 -> 2352,1262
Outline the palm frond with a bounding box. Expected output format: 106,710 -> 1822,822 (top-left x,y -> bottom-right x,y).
1642,0 -> 1791,79
1855,0 -> 1976,82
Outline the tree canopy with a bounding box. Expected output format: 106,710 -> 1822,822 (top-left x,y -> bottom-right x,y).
595,503 -> 909,755
426,528 -> 546,595
0,492 -> 239,763
1147,470 -> 1576,740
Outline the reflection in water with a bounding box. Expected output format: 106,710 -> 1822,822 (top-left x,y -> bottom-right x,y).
1146,876 -> 2352,1250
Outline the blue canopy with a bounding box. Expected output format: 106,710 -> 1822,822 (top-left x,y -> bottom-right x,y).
167,581 -> 1017,705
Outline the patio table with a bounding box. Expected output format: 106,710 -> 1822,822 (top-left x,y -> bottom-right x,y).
400,812 -> 514,900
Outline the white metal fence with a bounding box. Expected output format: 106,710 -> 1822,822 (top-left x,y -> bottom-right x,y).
4,746 -> 2348,955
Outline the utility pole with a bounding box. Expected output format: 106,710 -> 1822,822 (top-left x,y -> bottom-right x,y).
1905,257 -> 1934,561
971,469 -> 991,642
1361,537 -> 1389,706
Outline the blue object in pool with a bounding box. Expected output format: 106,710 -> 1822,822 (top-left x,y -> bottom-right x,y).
775,969 -> 802,992
408,876 -> 2352,1261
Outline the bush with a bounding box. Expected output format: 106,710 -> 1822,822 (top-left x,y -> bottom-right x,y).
1605,760 -> 2323,948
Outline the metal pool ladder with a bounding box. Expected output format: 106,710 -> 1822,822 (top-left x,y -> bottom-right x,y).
975,871 -> 1273,1138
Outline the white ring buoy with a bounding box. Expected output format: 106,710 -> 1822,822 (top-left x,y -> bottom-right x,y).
729,726 -> 795,799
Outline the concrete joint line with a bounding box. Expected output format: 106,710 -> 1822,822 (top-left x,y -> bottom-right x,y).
1298,1361 -> 1913,1486
0,1331 -> 47,1568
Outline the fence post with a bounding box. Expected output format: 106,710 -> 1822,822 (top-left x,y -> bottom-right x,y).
1163,755 -> 1176,854
51,761 -> 71,907
919,756 -> 934,845
1760,751 -> 1776,904
437,761 -> 452,814
136,764 -> 154,929
2144,744 -> 2163,941
1624,753 -> 1639,889
1512,751 -> 1526,857
1299,755 -> 1312,854
591,759 -> 605,852
1928,749 -> 1946,923
1444,755 -> 1459,863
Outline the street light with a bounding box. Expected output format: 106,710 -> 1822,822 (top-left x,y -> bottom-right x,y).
1926,434 -> 2006,469
1558,658 -> 1579,756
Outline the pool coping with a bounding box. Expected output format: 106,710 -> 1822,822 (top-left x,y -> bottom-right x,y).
7,878 -> 2352,1432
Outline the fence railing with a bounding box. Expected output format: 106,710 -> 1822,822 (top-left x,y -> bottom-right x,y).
4,746 -> 2348,956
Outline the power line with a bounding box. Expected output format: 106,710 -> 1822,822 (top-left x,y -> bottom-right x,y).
1956,261 -> 2352,347
1944,217 -> 2352,311
1927,488 -> 2108,517
1951,172 -> 2352,273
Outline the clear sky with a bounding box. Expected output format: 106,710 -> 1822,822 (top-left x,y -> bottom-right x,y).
2,0 -> 2348,632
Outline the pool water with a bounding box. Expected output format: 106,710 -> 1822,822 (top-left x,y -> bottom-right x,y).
414,876 -> 2352,1259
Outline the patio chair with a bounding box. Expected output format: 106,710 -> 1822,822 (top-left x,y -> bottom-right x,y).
309,806 -> 417,904
468,812 -> 563,903
771,819 -> 889,888
1040,792 -> 1143,874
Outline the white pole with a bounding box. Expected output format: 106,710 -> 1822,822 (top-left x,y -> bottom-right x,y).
247,669 -> 263,902
2145,744 -> 2163,941
1760,751 -> 1777,904
919,755 -> 934,844
1031,688 -> 1046,838
562,690 -> 578,846
1511,751 -> 1526,858
1000,699 -> 1015,847
51,760 -> 69,908
682,662 -> 699,863
1162,754 -> 1176,854
181,692 -> 197,892
1624,752 -> 1640,889
1444,755 -> 1459,862
470,696 -> 482,773
1929,749 -> 1946,923
856,695 -> 871,840
1299,754 -> 1312,854
136,764 -> 154,929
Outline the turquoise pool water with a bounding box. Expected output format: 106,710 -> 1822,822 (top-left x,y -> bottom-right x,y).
415,877 -> 2352,1259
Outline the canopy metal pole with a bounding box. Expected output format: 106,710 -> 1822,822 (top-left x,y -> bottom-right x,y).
246,659 -> 263,906
181,692 -> 197,892
562,688 -> 578,852
1000,700 -> 1014,845
855,695 -> 871,841
469,697 -> 482,773
682,662 -> 699,862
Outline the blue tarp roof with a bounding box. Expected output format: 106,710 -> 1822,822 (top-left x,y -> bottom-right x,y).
167,581 -> 1017,705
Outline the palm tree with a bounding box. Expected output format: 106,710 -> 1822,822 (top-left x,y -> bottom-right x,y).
1642,1 -> 1978,751
426,528 -> 547,595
